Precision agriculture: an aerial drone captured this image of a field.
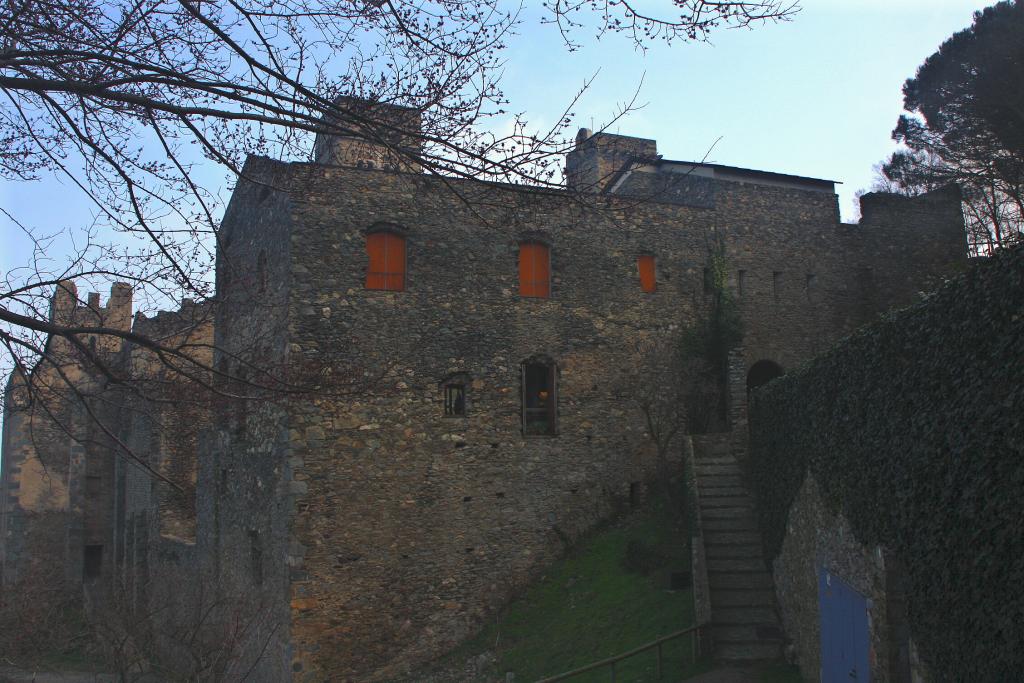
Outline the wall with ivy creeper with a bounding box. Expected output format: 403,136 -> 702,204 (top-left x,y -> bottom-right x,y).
749,245 -> 1024,681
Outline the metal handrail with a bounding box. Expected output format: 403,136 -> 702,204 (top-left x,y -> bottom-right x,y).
534,624 -> 705,683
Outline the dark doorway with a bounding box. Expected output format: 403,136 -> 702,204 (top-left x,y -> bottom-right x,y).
83,545 -> 103,580
747,359 -> 784,392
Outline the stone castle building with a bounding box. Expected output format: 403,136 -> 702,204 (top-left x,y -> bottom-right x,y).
1,102 -> 966,680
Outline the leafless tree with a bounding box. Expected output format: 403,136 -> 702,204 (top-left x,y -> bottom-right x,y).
873,148 -> 1023,257
0,0 -> 798,490
616,331 -> 712,512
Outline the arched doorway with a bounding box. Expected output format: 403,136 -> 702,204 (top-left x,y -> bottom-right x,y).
747,359 -> 784,392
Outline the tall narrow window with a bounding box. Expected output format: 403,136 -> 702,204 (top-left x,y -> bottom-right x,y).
805,273 -> 817,302
83,545 -> 103,580
85,475 -> 101,500
637,255 -> 656,293
737,270 -> 746,297
249,530 -> 263,585
772,271 -> 782,302
366,231 -> 406,291
257,250 -> 268,293
444,383 -> 466,417
522,358 -> 556,436
519,242 -> 550,298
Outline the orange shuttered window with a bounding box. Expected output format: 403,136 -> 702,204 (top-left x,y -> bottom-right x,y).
366,232 -> 406,291
519,242 -> 550,298
638,255 -> 656,293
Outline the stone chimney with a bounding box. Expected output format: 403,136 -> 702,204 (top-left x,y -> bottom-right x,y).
313,97 -> 423,173
565,128 -> 658,192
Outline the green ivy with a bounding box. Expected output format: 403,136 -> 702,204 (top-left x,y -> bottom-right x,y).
682,239 -> 744,432
749,245 -> 1024,680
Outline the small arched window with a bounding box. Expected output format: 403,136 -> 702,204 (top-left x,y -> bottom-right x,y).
519,242 -> 550,298
366,230 -> 406,291
637,255 -> 656,293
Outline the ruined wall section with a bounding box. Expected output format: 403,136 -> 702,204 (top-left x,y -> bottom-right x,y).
108,298 -> 216,624
124,300 -> 214,543
1,282 -> 132,588
856,186 -> 967,309
263,159 -> 910,680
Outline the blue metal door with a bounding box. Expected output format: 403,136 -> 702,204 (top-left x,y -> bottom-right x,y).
819,567 -> 870,683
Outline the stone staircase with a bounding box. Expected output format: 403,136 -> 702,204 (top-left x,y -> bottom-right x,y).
691,435 -> 785,663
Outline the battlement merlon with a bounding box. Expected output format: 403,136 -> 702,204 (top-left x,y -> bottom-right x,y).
48,280 -> 133,331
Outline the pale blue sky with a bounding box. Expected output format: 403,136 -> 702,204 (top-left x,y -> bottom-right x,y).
496,0 -> 992,219
0,0 -> 994,284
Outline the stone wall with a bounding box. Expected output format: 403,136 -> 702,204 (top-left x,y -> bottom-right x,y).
211,143 -> 965,680
207,163 -> 300,681
772,474 -> 897,682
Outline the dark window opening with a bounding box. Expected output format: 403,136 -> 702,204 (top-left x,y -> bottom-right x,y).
444,383 -> 466,417
737,270 -> 746,297
703,267 -> 713,294
806,273 -> 817,301
218,468 -> 229,496
772,271 -> 782,302
83,545 -> 103,580
257,250 -> 268,294
85,475 -> 101,500
88,336 -> 97,353
629,482 -> 641,509
522,359 -> 556,436
249,530 -> 263,585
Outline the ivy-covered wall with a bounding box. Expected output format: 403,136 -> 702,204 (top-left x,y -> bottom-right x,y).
750,245 -> 1024,680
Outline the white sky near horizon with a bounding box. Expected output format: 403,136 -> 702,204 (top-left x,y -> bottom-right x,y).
0,0 -> 994,298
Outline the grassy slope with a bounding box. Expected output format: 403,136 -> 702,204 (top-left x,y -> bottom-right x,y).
447,493 -> 709,683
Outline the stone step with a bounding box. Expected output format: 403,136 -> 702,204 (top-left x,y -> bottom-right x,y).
708,572 -> 775,591
712,624 -> 785,644
697,475 -> 744,489
703,518 -> 759,533
699,496 -> 755,509
701,506 -> 756,519
709,589 -> 777,608
705,543 -> 764,559
711,607 -> 779,625
714,641 -> 782,662
706,557 -> 769,573
702,531 -> 762,546
698,486 -> 749,498
695,465 -> 743,476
